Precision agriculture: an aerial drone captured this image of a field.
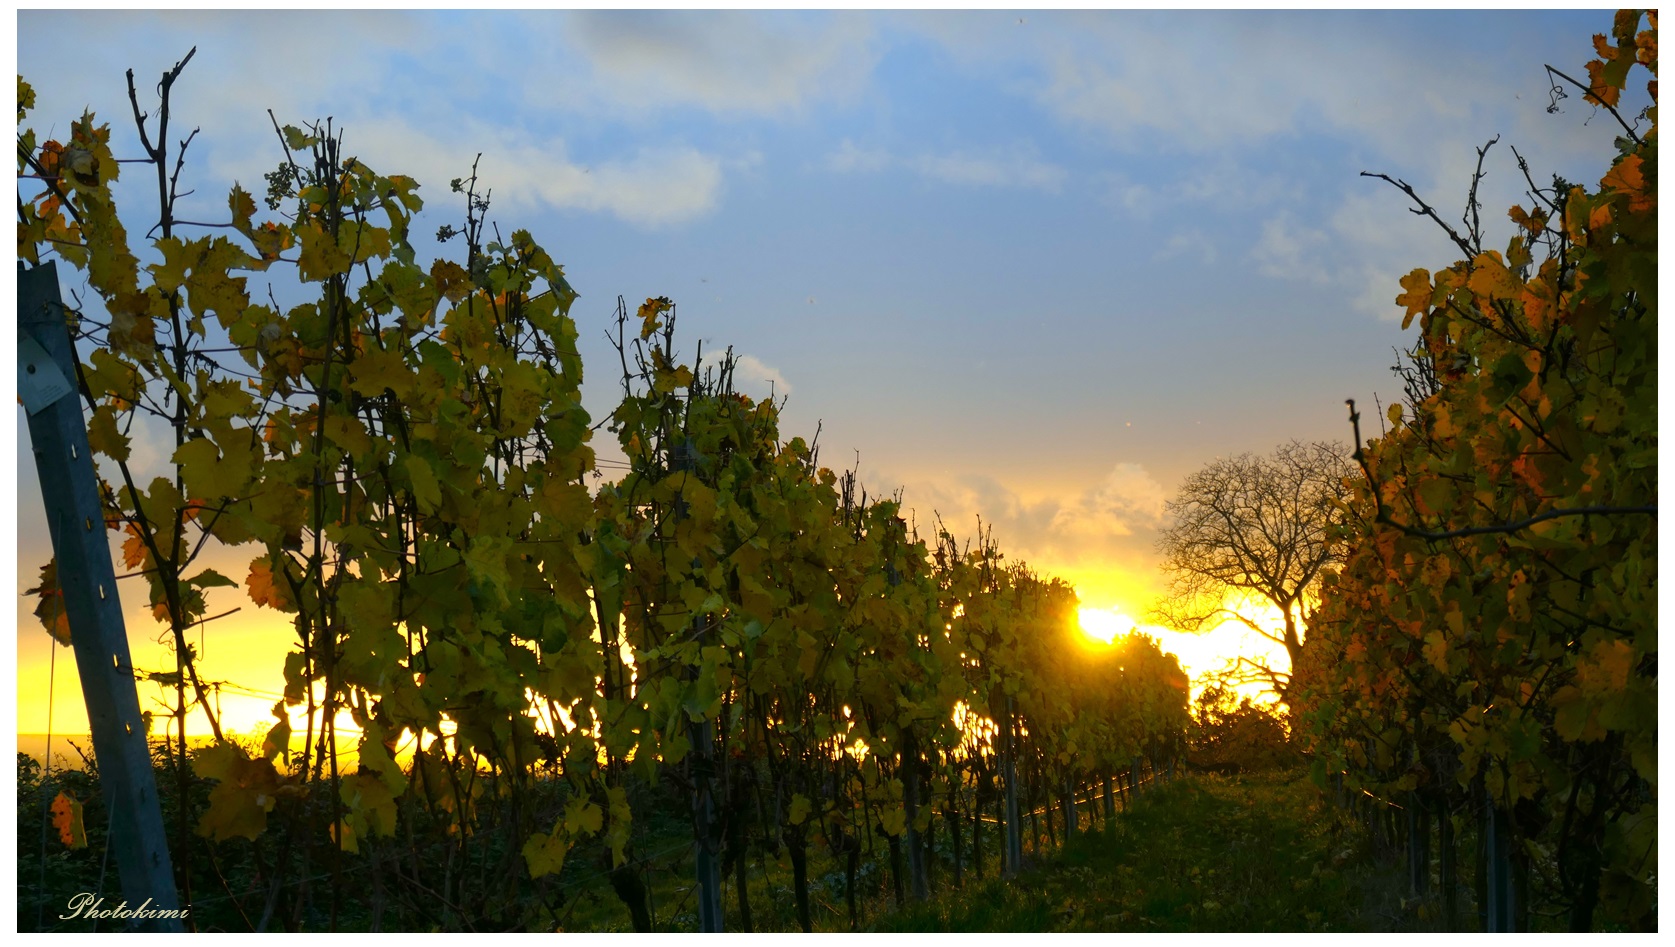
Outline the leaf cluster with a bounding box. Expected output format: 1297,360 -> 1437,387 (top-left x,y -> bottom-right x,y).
1296,11 -> 1657,930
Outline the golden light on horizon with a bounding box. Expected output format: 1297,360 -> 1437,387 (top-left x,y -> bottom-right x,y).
1076,607 -> 1132,645
1076,594 -> 1293,708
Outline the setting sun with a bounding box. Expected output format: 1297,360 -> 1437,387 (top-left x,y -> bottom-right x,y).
13,9 -> 1652,933
1077,597 -> 1292,707
1076,607 -> 1133,645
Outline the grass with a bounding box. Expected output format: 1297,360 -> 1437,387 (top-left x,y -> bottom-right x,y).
21,754 -> 1454,932
482,767 -> 1427,933
872,768 -> 1429,932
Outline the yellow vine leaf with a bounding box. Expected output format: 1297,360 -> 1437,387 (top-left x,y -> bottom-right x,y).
348,345 -> 413,399
297,219 -> 353,281
1601,154 -> 1652,213
323,414 -> 373,458
1585,58 -> 1622,107
193,741 -> 282,842
246,558 -> 294,611
563,797 -> 604,836
50,791 -> 87,849
86,404 -> 129,462
340,772 -> 399,844
1508,204 -> 1547,236
120,525 -> 149,571
878,806 -> 907,837
228,184 -> 256,232
638,295 -> 672,340
430,258 -> 471,303
1577,638 -> 1635,698
18,75 -> 36,123
25,561 -> 72,645
404,454 -> 443,513
1395,268 -> 1431,328
250,221 -> 292,262
333,820 -> 359,854
1466,252 -> 1520,302
788,793 -> 813,826
522,831 -> 568,879
606,785 -> 633,867
262,702 -> 292,763
173,437 -> 226,499
1422,631 -> 1449,675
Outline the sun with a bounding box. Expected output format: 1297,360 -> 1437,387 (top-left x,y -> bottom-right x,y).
1077,607 -> 1134,645
1074,602 -> 1291,708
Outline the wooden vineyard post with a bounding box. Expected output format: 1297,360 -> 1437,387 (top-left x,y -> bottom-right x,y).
1438,796 -> 1458,930
671,439 -> 723,933
1407,791 -> 1431,897
902,731 -> 929,901
1484,791 -> 1519,931
1001,696 -> 1022,875
18,262 -> 185,930
689,710 -> 723,932
1061,777 -> 1077,838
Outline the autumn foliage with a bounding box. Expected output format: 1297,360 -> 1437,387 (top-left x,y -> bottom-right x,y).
1296,10 -> 1656,930
18,54 -> 1188,930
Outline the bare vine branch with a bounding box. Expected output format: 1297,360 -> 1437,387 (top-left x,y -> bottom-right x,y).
1544,63 -> 1644,145
1345,398 -> 1656,543
1360,171 -> 1477,260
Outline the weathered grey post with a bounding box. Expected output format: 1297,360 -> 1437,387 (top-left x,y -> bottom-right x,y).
1408,791 -> 1431,897
19,261 -> 184,930
1002,696 -> 1022,874
671,439 -> 723,933
1484,793 -> 1518,931
1062,777 -> 1077,838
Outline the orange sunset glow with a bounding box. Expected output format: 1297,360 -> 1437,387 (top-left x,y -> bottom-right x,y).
17,575 -> 1298,744
15,9 -> 1657,934
1077,592 -> 1292,707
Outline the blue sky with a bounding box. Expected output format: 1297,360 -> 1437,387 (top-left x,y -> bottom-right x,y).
13,7 -> 1643,732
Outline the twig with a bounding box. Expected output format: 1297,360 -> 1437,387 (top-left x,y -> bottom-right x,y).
1345,399 -> 1655,542
1360,173 -> 1476,260
1543,64 -> 1644,145
1462,136 -> 1499,254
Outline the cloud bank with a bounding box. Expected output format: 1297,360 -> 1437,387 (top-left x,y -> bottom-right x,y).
828,139 -> 1067,191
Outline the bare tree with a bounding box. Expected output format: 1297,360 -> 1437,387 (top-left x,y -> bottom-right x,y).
1153,440 -> 1353,704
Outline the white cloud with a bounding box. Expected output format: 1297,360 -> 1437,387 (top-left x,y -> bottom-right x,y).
1249,212 -> 1331,283
24,11 -> 752,233
1346,264 -> 1409,323
732,354 -> 792,399
1326,188 -> 1468,320
892,474 -> 1043,546
529,146 -> 723,228
904,11 -> 1629,211
826,141 -> 1067,192
543,10 -> 878,115
886,461 -> 1169,570
1103,177 -> 1156,215
827,139 -> 891,174
1049,463 -> 1168,539
1154,229 -> 1217,264
909,149 -> 1066,191
1099,159 -> 1304,222
227,118 -> 729,229
1017,12 -> 1496,159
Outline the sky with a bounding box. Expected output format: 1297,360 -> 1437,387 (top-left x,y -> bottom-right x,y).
12,6 -> 1645,738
